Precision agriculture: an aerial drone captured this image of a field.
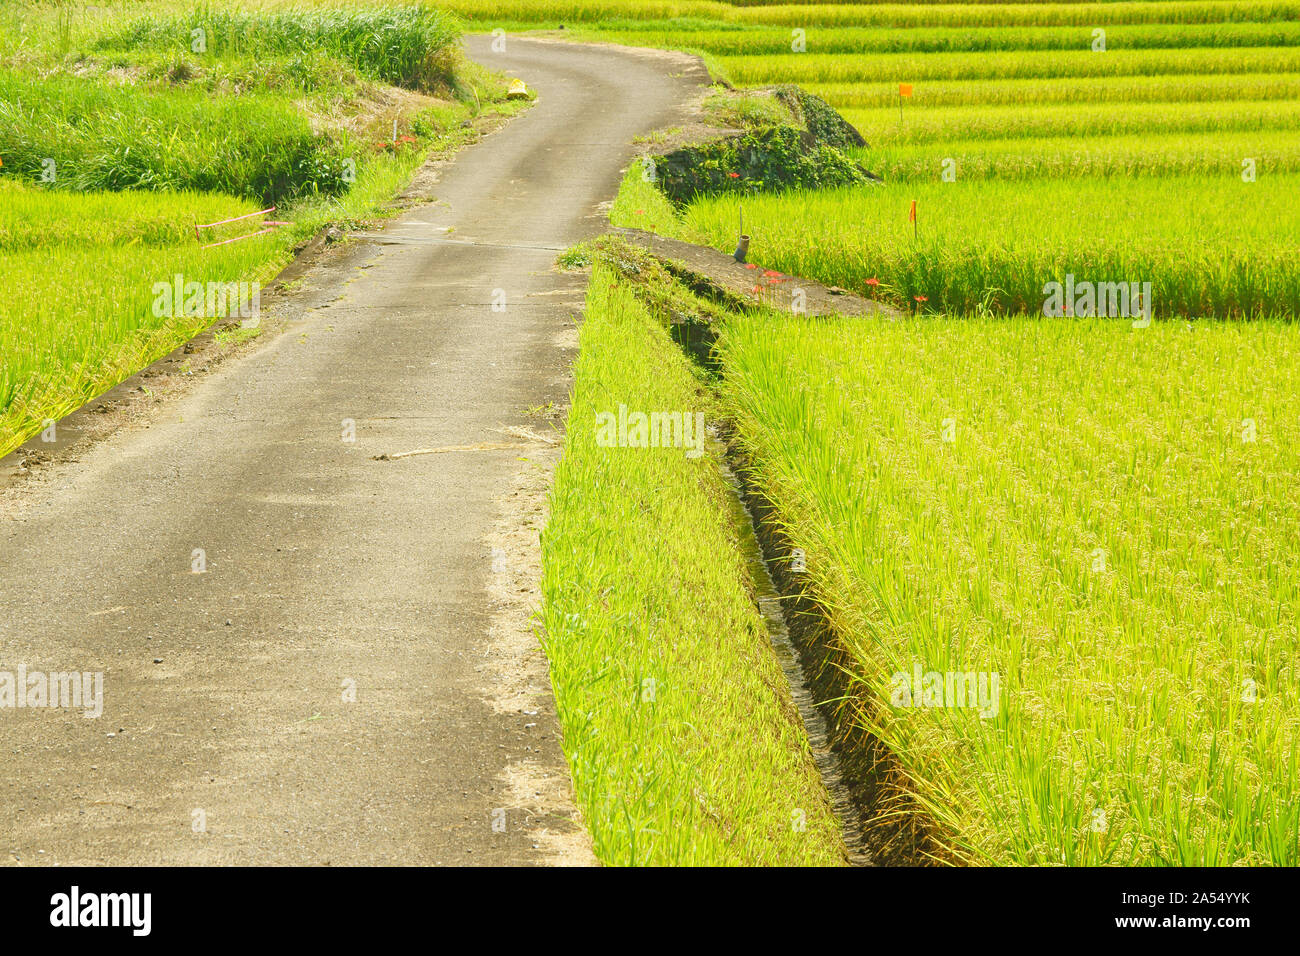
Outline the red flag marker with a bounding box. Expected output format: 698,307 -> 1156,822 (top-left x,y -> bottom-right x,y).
898,83 -> 913,123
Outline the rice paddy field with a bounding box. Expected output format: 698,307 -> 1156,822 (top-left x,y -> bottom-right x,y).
540,261 -> 845,865
454,0 -> 1299,319
719,312 -> 1300,865
507,1 -> 1300,863
0,182 -> 284,450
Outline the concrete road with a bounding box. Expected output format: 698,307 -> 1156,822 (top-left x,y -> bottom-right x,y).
0,38 -> 706,865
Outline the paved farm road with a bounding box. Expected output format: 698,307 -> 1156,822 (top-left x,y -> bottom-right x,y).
0,38 -> 706,865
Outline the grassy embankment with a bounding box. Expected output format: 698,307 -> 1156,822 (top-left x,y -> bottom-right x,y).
539,259 -> 845,866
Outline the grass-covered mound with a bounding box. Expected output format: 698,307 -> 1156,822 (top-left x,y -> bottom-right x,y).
649,86 -> 875,205
652,125 -> 872,204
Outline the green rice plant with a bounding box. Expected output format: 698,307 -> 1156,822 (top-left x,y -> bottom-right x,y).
0,182 -> 287,456
668,172 -> 1300,317
717,312 -> 1300,864
804,72 -> 1300,110
539,260 -> 845,865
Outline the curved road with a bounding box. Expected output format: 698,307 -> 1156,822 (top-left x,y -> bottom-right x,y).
0,39 -> 707,865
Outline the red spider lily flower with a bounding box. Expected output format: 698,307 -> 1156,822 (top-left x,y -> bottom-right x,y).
744,263 -> 757,270
751,285 -> 762,294
762,269 -> 782,277
634,209 -> 645,215
727,172 -> 740,178
914,294 -> 929,303
397,135 -> 418,144
865,277 -> 881,286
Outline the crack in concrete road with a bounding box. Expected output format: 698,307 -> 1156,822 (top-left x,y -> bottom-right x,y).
0,38 -> 708,866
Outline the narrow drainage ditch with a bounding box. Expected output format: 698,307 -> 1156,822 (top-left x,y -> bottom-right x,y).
618,250 -> 946,864
709,427 -> 872,866
669,310 -> 943,866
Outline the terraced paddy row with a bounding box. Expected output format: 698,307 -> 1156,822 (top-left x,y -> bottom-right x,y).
447,0 -> 1300,30
662,174 -> 1300,317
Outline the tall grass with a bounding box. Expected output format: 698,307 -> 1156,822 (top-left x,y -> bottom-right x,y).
92,3 -> 463,90
0,71 -> 352,202
719,312 -> 1300,864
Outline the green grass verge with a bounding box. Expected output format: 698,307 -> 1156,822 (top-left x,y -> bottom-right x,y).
538,261 -> 844,866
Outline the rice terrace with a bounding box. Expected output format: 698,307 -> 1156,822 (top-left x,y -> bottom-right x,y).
0,0 -> 1296,902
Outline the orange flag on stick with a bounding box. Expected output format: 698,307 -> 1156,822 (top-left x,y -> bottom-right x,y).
899,83 -> 914,97
909,199 -> 917,222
